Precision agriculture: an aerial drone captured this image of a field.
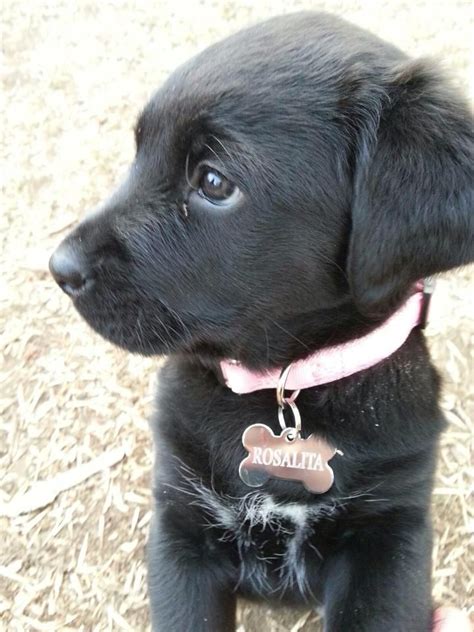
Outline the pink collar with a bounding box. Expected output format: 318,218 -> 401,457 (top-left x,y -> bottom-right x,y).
220,285 -> 430,394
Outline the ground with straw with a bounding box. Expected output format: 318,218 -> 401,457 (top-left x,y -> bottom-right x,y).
1,1 -> 472,630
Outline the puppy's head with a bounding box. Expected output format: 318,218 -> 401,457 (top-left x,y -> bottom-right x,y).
50,13 -> 473,368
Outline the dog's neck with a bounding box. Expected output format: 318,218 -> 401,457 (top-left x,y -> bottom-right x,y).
218,283 -> 431,395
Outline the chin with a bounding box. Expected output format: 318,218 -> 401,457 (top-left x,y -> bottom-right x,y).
73,297 -> 183,356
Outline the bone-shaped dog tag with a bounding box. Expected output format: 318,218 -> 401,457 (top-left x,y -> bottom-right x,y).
239,423 -> 336,494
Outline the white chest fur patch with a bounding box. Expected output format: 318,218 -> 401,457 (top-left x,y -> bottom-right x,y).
169,469 -> 340,597
186,479 -> 334,531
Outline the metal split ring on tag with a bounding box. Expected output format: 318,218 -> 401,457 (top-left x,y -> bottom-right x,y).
276,363 -> 300,408
277,401 -> 301,440
276,364 -> 301,440
239,362 -> 340,494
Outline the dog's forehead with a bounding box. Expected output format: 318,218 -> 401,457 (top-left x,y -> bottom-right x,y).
167,11 -> 399,93
150,14 -> 341,118
137,12 -> 404,161
145,12 -> 401,127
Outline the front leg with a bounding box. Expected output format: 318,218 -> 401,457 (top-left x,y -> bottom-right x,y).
323,512 -> 433,632
148,503 -> 237,632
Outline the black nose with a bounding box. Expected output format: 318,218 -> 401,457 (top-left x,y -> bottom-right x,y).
49,242 -> 93,297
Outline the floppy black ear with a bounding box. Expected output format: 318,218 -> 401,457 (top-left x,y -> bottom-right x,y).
347,60 -> 473,317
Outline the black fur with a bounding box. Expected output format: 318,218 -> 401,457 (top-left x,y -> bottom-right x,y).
50,12 -> 473,632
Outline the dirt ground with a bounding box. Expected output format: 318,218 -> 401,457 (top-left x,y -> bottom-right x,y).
1,1 -> 472,631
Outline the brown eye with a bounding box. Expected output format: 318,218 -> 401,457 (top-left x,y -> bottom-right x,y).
199,167 -> 238,203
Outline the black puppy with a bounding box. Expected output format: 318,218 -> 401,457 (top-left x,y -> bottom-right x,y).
49,12 -> 473,632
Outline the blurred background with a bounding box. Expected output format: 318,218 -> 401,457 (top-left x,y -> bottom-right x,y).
1,1 -> 472,630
